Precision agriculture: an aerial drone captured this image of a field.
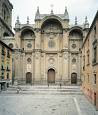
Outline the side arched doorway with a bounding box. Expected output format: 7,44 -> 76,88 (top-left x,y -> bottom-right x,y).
71,73 -> 77,84
26,72 -> 32,84
47,69 -> 55,83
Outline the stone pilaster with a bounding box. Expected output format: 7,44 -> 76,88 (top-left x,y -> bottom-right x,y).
34,51 -> 41,83
62,52 -> 69,84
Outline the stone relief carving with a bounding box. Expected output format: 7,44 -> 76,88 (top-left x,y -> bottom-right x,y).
72,58 -> 76,63
59,53 -> 62,57
42,24 -> 62,34
27,43 -> 32,48
64,53 -> 68,59
48,58 -> 55,64
48,40 -> 55,48
35,53 -> 40,59
72,43 -> 76,49
27,58 -> 32,63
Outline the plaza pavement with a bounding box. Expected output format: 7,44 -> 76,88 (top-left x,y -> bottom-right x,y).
0,85 -> 98,115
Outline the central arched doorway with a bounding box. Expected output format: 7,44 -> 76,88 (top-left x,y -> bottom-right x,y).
47,69 -> 55,83
26,72 -> 32,84
71,73 -> 77,84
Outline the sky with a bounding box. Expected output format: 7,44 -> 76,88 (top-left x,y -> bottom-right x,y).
9,0 -> 98,27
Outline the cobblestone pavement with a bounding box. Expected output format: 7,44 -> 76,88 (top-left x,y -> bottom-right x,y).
0,85 -> 98,115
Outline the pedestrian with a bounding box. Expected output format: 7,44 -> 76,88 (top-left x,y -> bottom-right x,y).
17,88 -> 20,94
17,86 -> 21,94
60,83 -> 62,88
48,83 -> 49,87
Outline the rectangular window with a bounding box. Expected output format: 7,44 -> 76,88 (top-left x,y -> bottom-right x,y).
94,26 -> 96,38
7,73 -> 9,79
94,74 -> 96,84
94,47 -> 97,63
2,46 -> 5,55
87,50 -> 90,65
88,39 -> 89,47
7,50 -> 10,58
83,55 -> 85,70
88,75 -> 89,83
1,73 -> 4,79
88,54 -> 89,64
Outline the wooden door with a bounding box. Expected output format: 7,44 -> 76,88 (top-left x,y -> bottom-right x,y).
48,69 -> 55,83
94,92 -> 96,106
71,73 -> 77,84
26,72 -> 32,84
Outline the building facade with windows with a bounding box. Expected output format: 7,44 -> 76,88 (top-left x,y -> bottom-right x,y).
82,11 -> 98,110
0,0 -> 14,40
0,40 -> 13,91
0,0 -> 14,91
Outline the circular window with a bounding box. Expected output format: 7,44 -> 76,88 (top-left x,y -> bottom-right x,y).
72,58 -> 76,63
27,43 -> 32,48
48,40 -> 55,48
72,44 -> 76,49
9,43 -> 13,48
27,58 -> 31,63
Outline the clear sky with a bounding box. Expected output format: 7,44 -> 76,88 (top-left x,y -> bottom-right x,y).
10,0 -> 98,27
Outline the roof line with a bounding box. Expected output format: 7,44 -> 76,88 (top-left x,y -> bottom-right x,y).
82,10 -> 98,47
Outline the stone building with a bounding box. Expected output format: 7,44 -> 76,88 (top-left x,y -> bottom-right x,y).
82,11 -> 98,110
2,5 -> 89,85
0,0 -> 14,91
0,0 -> 14,40
0,40 -> 13,91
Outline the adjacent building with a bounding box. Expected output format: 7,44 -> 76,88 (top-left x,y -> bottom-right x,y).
0,0 -> 14,91
0,40 -> 13,91
82,11 -> 98,110
0,0 -> 14,40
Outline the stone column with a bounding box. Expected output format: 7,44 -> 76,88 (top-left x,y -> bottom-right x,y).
34,29 -> 41,84
32,53 -> 35,84
58,53 -> 62,84
40,53 -> 46,84
22,53 -> 25,84
62,30 -> 69,84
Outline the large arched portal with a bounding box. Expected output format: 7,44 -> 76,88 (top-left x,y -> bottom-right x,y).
71,73 -> 77,84
41,18 -> 63,34
47,69 -> 55,83
26,72 -> 32,84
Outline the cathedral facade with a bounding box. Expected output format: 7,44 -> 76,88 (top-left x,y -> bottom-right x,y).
2,3 -> 89,85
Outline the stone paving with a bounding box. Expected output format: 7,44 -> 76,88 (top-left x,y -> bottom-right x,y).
0,85 -> 98,115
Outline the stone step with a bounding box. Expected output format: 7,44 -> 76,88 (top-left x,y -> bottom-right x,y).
1,90 -> 83,95
1,85 -> 82,95
7,88 -> 81,93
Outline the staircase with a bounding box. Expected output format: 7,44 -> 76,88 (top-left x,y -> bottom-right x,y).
1,85 -> 83,95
